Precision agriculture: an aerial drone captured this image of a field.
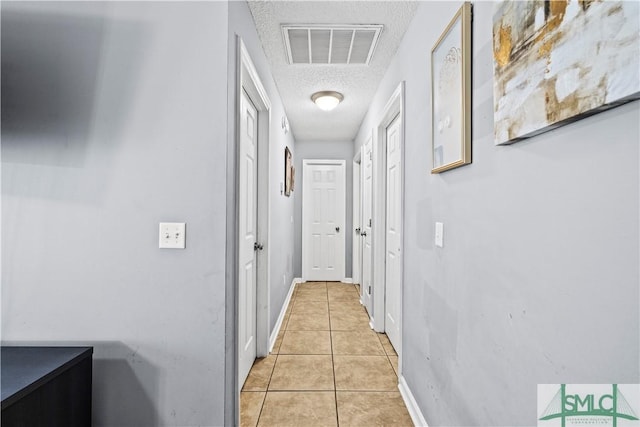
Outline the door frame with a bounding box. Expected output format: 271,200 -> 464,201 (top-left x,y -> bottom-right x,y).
301,159 -> 347,281
352,150 -> 362,286
372,82 -> 405,366
234,37 -> 271,382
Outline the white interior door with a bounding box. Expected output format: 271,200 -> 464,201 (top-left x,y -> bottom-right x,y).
385,115 -> 402,353
238,90 -> 258,387
352,159 -> 361,286
361,137 -> 373,315
302,160 -> 346,281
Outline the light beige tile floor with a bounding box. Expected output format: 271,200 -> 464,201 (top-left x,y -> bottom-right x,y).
241,281 -> 413,427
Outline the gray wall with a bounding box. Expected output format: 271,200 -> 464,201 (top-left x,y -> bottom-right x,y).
355,2 -> 639,426
1,2 -> 296,425
2,2 -> 237,426
294,140 -> 354,279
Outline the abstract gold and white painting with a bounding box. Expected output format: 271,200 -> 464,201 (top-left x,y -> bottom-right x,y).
493,0 -> 640,145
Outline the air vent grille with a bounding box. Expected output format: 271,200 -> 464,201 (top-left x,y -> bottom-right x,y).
282,24 -> 383,65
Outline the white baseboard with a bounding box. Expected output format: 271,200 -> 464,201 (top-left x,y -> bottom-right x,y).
268,278 -> 299,352
342,277 -> 353,283
398,375 -> 429,427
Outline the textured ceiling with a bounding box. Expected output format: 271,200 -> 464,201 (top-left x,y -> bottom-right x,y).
248,1 -> 418,141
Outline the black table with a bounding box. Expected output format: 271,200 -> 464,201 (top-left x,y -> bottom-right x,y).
1,346 -> 93,427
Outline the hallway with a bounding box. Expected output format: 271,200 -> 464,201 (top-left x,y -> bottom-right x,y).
240,281 -> 412,426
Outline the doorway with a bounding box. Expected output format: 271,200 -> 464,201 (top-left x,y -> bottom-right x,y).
238,88 -> 258,386
371,82 -> 405,363
360,134 -> 374,316
237,39 -> 271,390
352,153 -> 362,287
384,112 -> 402,353
302,159 -> 347,281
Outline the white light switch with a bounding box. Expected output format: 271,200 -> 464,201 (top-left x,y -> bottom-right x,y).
159,222 -> 186,249
435,222 -> 444,248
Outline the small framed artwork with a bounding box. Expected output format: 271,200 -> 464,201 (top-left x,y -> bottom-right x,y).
431,2 -> 472,173
284,147 -> 292,196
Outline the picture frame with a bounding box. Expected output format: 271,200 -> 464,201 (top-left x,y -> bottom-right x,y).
431,2 -> 472,174
284,147 -> 292,196
290,166 -> 296,193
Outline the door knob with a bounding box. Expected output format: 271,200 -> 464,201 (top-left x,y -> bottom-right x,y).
336,226 -> 340,232
254,242 -> 264,251
360,231 -> 367,237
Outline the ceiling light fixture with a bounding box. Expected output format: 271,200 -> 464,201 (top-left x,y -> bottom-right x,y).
311,91 -> 344,111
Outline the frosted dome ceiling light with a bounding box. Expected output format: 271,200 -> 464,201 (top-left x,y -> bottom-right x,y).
311,91 -> 344,111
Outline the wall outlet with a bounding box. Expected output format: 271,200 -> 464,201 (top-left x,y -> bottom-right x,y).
435,222 -> 444,248
159,222 -> 186,249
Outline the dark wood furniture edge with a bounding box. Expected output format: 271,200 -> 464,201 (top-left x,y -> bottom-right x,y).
1,347 -> 93,410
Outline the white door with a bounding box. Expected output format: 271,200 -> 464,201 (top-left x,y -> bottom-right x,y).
385,115 -> 402,353
361,137 -> 373,315
238,90 -> 258,387
352,159 -> 361,286
302,160 -> 346,281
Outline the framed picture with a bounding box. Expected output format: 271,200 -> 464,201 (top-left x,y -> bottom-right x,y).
284,147 -> 292,196
493,1 -> 639,145
431,2 -> 472,173
290,166 -> 296,192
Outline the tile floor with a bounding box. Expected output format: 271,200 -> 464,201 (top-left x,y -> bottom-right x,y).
240,281 -> 413,427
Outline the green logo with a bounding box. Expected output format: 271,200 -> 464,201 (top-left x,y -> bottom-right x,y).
538,384 -> 639,427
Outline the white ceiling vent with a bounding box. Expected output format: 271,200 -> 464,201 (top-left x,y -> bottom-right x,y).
282,24 -> 383,65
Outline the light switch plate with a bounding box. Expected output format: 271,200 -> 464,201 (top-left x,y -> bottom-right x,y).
159,222 -> 186,249
435,222 -> 444,248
